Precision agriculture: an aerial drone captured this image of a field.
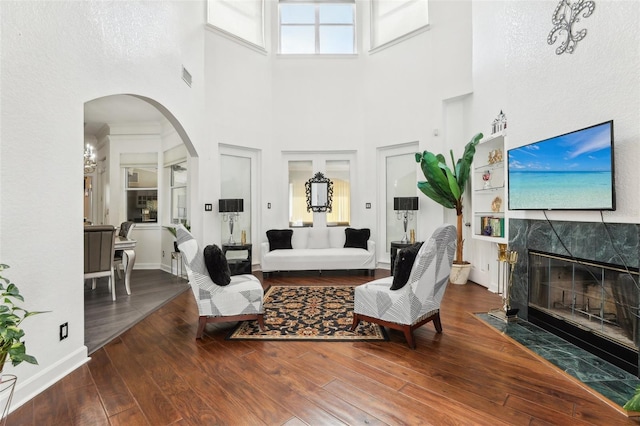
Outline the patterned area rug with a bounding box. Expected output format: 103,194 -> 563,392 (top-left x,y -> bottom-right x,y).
227,285 -> 388,341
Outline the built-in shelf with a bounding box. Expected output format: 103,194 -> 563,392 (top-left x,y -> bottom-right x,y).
471,131 -> 508,243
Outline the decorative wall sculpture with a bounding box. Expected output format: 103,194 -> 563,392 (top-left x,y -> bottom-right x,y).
548,0 -> 596,55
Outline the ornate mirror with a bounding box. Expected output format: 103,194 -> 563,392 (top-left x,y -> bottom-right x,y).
305,172 -> 333,212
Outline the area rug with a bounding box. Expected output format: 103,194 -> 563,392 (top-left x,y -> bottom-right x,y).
227,285 -> 388,341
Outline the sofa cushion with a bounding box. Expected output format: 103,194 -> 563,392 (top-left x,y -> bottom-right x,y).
291,228 -> 308,249
344,228 -> 370,250
267,229 -> 293,251
203,244 -> 231,286
308,227 -> 330,249
391,242 -> 423,290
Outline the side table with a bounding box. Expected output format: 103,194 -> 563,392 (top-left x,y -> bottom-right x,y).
222,243 -> 252,275
390,241 -> 414,276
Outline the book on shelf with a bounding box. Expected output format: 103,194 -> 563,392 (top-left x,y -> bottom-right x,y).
480,216 -> 504,237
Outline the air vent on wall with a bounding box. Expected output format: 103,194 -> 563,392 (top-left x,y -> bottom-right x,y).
182,65 -> 192,87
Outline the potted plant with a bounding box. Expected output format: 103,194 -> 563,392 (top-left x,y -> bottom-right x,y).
0,264 -> 46,372
415,132 -> 483,284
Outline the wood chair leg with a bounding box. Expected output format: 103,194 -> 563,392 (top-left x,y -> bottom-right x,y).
196,316 -> 207,339
402,325 -> 416,349
433,312 -> 443,333
350,314 -> 361,331
257,313 -> 265,331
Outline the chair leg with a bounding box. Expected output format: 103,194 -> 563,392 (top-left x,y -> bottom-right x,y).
257,313 -> 265,331
196,316 -> 207,339
402,325 -> 416,350
91,278 -> 97,290
433,312 -> 443,333
350,313 -> 361,331
110,272 -> 116,301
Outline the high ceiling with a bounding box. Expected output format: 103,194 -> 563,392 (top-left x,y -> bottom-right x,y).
84,94 -> 167,136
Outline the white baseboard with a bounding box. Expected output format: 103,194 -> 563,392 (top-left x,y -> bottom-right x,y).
4,346 -> 89,414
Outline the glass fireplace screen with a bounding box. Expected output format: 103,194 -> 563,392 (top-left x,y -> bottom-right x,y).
529,251 -> 640,351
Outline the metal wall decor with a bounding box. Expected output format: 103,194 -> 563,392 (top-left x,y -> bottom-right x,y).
547,0 -> 596,55
305,172 -> 333,213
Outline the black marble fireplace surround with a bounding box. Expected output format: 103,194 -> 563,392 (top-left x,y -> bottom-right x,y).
509,219 -> 640,376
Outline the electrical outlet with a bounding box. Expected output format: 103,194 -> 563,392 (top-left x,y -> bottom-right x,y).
162,250 -> 165,258
59,322 -> 68,341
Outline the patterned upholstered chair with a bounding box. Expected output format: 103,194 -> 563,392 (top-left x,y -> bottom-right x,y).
176,225 -> 265,338
351,224 -> 457,349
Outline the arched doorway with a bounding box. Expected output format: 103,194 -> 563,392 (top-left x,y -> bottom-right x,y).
83,94 -> 195,353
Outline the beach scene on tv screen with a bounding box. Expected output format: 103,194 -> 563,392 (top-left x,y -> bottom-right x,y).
508,122 -> 613,210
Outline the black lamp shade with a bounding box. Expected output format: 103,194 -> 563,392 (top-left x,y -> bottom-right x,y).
394,197 -> 418,211
219,199 -> 244,213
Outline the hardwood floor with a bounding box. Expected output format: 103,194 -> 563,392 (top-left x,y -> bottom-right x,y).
84,270 -> 190,354
9,270 -> 639,425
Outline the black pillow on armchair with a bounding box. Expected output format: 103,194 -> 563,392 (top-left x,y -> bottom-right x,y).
266,229 -> 293,251
344,228 -> 370,249
391,242 -> 423,290
203,244 -> 231,286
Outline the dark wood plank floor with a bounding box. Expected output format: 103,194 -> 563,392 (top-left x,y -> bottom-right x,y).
84,270 -> 190,354
10,269 -> 639,425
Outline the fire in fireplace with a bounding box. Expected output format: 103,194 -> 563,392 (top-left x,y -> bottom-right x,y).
528,250 -> 639,376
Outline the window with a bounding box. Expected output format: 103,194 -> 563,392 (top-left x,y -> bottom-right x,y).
170,162 -> 187,225
289,161 -> 313,227
326,160 -> 350,226
370,0 -> 429,51
279,1 -> 355,54
125,167 -> 158,223
288,159 -> 351,227
207,0 -> 265,49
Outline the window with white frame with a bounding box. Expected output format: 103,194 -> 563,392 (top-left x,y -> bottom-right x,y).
371,0 -> 429,50
279,0 -> 355,54
289,161 -> 313,227
170,162 -> 188,225
326,160 -> 350,226
207,0 -> 265,48
125,167 -> 158,223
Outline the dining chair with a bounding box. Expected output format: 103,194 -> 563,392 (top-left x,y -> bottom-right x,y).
84,225 -> 117,301
113,221 -> 135,279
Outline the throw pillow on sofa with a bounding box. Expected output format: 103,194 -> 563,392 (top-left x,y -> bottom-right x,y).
203,244 -> 231,286
267,229 -> 293,251
344,228 -> 370,250
391,242 -> 423,290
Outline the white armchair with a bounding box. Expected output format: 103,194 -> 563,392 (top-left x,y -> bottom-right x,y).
351,224 -> 457,349
176,225 -> 264,338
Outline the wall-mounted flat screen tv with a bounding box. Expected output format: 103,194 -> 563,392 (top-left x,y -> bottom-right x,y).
508,120 -> 615,211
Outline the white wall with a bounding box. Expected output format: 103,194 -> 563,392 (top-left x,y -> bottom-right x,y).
468,0 -> 640,289
0,0 -> 206,410
204,0 -> 473,261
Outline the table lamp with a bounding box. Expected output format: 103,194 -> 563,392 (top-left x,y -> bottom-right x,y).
394,197 -> 418,243
219,198 -> 244,244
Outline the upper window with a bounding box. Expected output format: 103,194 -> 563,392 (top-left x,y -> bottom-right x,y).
279,1 -> 355,54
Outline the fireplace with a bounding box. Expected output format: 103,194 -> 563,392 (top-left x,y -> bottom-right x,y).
508,219 -> 640,376
528,250 -> 639,374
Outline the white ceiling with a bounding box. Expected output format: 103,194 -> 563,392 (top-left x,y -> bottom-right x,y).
84,94 -> 167,136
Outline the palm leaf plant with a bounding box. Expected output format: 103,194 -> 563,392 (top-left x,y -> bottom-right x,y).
0,264 -> 47,371
415,132 -> 483,264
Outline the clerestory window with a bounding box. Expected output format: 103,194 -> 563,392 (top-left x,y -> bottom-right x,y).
279,0 -> 356,55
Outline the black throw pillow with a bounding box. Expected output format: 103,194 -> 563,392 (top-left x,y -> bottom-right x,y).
391,242 -> 423,290
203,244 -> 231,286
344,228 -> 370,250
266,229 -> 293,251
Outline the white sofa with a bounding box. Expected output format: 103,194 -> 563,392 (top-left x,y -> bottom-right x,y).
260,226 -> 376,276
